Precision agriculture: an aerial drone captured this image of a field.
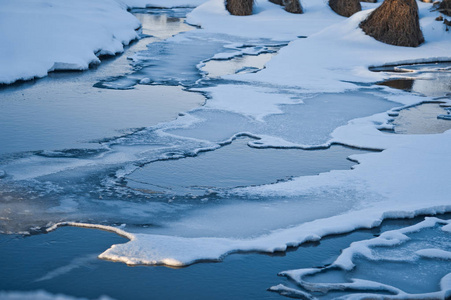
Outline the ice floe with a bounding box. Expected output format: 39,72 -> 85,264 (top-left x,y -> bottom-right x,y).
271,217 -> 451,299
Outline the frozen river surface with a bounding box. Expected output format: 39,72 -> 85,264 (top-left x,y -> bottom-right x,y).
0,5 -> 451,300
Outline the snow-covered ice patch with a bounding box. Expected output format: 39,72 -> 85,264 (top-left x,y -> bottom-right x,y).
272,217 -> 451,299
0,0 -> 140,84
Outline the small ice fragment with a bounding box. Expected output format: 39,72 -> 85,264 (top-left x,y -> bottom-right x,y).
442,223 -> 451,232
268,284 -> 315,299
437,114 -> 451,120
140,78 -> 151,84
0,170 -> 6,178
416,248 -> 451,260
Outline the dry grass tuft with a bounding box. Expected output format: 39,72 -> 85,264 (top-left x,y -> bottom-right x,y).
226,0 -> 254,16
434,0 -> 451,16
269,0 -> 284,5
268,0 -> 303,14
329,0 -> 362,17
360,0 -> 424,47
283,0 -> 303,13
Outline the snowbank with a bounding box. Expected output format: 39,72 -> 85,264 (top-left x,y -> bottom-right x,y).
229,1 -> 451,93
187,0 -> 345,40
0,0 -> 140,84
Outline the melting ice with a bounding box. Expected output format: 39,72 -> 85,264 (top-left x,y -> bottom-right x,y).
0,1 -> 451,299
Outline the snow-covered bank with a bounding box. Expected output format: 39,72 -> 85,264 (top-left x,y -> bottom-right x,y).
186,0 -> 345,40
0,0 -> 140,84
224,0 -> 451,93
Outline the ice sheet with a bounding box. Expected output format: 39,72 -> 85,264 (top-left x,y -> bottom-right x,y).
125,137 -> 365,196
273,217 -> 451,299
0,0 -> 450,284
167,89 -> 398,145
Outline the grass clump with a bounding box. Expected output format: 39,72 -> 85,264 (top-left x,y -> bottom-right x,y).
269,0 -> 303,14
329,0 -> 362,17
360,0 -> 424,47
226,0 -> 254,16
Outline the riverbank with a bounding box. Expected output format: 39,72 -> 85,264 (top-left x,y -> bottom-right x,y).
0,0 -> 141,85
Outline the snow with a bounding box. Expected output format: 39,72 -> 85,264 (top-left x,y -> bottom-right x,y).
194,84 -> 300,121
47,222 -> 134,241
1,0 -> 451,293
187,0 -> 346,40
229,1 -> 451,94
0,0 -> 140,84
416,248 -> 451,260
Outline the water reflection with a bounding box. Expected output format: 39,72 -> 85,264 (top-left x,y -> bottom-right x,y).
374,62 -> 451,97
132,8 -> 194,40
389,103 -> 451,134
201,53 -> 275,78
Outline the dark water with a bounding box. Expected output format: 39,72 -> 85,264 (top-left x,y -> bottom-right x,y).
374,62 -> 451,97
1,215 -> 446,300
